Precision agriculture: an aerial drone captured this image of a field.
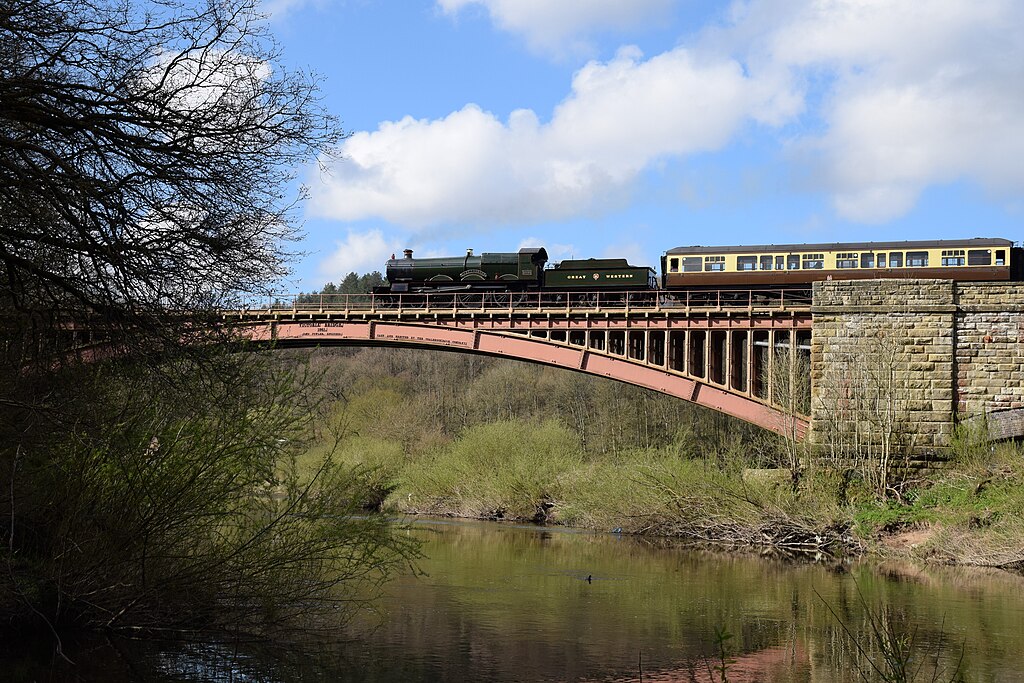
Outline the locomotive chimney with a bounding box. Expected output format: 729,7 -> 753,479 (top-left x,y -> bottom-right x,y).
403,249 -> 413,259
466,248 -> 473,256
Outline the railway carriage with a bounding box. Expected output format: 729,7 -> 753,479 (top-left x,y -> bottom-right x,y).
661,238 -> 1020,289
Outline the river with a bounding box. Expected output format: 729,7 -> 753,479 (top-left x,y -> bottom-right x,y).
6,517 -> 1024,681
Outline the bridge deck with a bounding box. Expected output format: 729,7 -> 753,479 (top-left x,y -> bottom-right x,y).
234,288 -> 813,317
222,289 -> 812,439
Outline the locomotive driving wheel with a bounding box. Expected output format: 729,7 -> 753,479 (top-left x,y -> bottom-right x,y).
456,292 -> 480,308
486,292 -> 511,308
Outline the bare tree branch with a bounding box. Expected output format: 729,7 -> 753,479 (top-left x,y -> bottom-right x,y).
0,0 -> 342,336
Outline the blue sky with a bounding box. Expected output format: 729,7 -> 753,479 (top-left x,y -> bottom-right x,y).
264,0 -> 1024,291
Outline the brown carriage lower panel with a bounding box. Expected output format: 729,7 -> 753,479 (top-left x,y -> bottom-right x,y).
663,266 -> 1009,288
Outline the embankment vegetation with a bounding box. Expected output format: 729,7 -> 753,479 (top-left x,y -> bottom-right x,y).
0,0 -> 416,640
297,346 -> 1024,568
1,350 -> 417,635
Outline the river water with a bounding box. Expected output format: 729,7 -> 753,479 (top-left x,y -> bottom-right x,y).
7,517 -> 1024,681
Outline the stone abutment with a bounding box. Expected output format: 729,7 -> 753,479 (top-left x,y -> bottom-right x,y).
811,279 -> 1024,454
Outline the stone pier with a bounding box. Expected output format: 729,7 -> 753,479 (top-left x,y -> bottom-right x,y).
811,279 -> 1024,453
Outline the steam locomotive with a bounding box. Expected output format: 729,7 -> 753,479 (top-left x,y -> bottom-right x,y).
378,248 -> 656,294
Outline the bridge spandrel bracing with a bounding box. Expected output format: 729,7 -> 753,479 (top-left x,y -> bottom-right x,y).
226,292 -> 812,438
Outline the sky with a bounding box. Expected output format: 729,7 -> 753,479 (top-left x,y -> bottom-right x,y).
263,0 -> 1024,291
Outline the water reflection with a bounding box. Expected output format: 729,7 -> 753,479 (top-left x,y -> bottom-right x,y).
7,517 -> 1024,681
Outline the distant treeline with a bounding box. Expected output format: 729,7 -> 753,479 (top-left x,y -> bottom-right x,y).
296,271 -> 385,302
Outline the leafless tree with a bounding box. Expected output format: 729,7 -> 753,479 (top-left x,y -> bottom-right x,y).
815,327 -> 917,498
770,345 -> 810,491
0,0 -> 341,335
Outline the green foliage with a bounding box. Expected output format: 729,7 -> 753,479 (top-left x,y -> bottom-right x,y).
297,272 -> 386,302
853,501 -> 935,535
558,450 -> 727,530
294,345 -> 1024,567
1,350 -> 418,634
846,441 -> 1024,540
399,420 -> 581,521
307,346 -> 766,459
710,625 -> 735,682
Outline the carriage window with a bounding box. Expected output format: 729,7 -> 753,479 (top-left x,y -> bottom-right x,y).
836,252 -> 858,269
861,253 -> 874,268
876,253 -> 886,267
802,253 -> 824,269
704,256 -> 725,272
968,249 -> 992,266
941,249 -> 965,266
996,250 -> 1006,266
787,254 -> 800,270
760,255 -> 773,270
681,257 -> 702,272
890,252 -> 903,268
906,251 -> 928,267
669,258 -> 679,273
776,255 -> 785,270
737,256 -> 757,271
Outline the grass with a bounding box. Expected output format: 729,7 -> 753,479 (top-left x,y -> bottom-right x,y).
852,500 -> 936,535
396,420 -> 582,520
815,581 -> 967,683
293,365 -> 1024,567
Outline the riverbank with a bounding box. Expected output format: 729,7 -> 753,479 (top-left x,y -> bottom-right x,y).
379,434 -> 1024,569
300,346 -> 1024,572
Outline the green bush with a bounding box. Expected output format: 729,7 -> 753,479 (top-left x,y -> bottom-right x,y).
397,420 -> 580,521
1,351 -> 418,634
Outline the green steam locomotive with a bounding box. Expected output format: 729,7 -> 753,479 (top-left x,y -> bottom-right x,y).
378,248 -> 656,294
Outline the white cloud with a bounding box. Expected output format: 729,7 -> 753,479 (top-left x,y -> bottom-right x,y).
261,0 -> 329,20
319,229 -> 401,280
310,46 -> 783,230
145,49 -> 271,116
733,0 -> 1024,221
518,237 -> 575,262
313,0 -> 1024,229
437,0 -> 676,56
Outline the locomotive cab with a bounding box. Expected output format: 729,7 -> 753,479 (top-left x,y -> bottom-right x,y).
517,247 -> 547,282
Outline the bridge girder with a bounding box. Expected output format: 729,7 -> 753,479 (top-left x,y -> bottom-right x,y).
237,318 -> 809,439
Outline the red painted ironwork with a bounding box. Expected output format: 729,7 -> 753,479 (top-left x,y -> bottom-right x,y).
226,290 -> 812,439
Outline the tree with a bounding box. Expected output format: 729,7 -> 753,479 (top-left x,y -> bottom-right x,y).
358,270 -> 385,292
771,346 -> 811,491
0,0 -> 341,334
0,0 -> 421,641
815,329 -> 917,498
338,271 -> 384,294
3,349 -> 418,634
339,272 -> 361,294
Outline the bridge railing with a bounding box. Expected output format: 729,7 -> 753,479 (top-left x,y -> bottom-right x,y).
235,288 -> 812,314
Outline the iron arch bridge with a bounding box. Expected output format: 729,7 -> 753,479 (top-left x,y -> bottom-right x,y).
224,289 -> 813,439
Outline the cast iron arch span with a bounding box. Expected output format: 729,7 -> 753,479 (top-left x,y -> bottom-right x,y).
240,318 -> 808,440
